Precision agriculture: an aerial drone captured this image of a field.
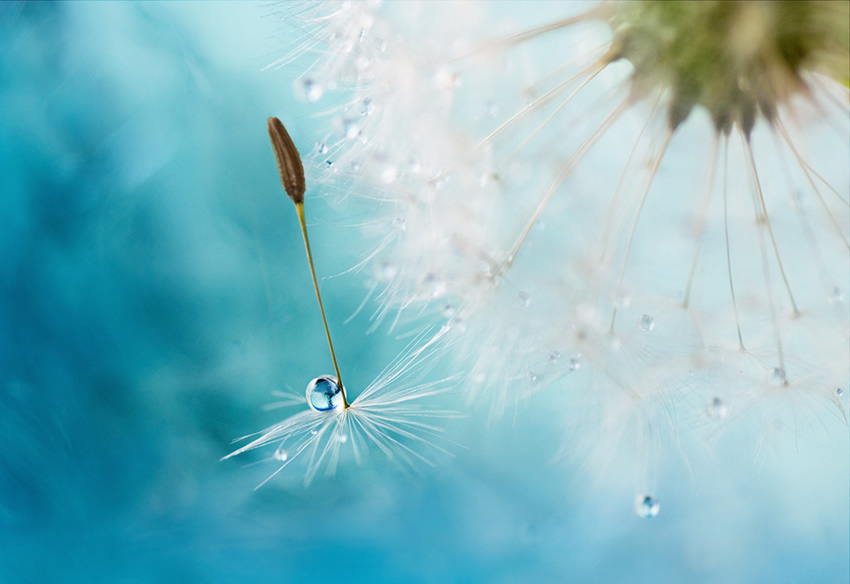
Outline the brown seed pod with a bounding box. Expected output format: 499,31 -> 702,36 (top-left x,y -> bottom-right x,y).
267,116 -> 306,204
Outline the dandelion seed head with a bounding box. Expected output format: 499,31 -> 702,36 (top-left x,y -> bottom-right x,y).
610,1 -> 850,132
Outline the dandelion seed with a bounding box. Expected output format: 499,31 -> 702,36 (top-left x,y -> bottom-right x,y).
226,118 -> 458,486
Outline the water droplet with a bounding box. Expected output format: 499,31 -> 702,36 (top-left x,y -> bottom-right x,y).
306,375 -> 344,412
342,119 -> 361,140
310,429 -> 319,436
485,100 -> 497,117
297,78 -> 323,102
549,351 -> 561,363
423,273 -> 447,298
527,372 -> 538,383
568,355 -> 581,371
377,261 -> 397,281
639,314 -> 655,332
706,397 -> 728,419
442,304 -> 456,318
337,434 -> 348,444
380,165 -> 398,184
770,368 -> 787,385
350,160 -> 361,173
828,287 -> 844,305
273,445 -> 289,462
408,159 -> 423,175
635,495 -> 660,518
325,160 -> 334,169
516,291 -> 531,308
358,97 -> 373,116
316,142 -> 328,155
837,387 -> 845,398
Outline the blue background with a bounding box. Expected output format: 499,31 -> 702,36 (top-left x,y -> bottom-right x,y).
0,2 -> 847,583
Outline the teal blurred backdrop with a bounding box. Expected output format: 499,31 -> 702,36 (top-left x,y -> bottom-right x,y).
0,3 -> 847,583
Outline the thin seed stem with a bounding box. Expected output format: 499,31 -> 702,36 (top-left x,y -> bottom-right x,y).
268,116 -> 349,408
295,203 -> 350,408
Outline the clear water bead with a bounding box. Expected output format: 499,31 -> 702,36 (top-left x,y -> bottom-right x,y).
828,287 -> 844,305
527,372 -> 538,383
442,304 -> 456,319
549,351 -> 561,363
298,78 -> 323,102
342,119 -> 361,140
639,314 -> 655,332
706,397 -> 728,419
635,495 -> 660,518
316,142 -> 328,155
358,98 -> 373,116
380,166 -> 398,184
837,388 -> 845,398
273,445 -> 288,462
568,356 -> 581,371
516,291 -> 531,308
306,375 -> 344,412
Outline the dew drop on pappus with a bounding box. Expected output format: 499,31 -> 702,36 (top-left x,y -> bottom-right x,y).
639,314 -> 655,332
273,445 -> 288,462
306,375 -> 344,412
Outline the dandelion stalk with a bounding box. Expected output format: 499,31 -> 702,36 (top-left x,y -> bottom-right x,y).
267,116 -> 349,408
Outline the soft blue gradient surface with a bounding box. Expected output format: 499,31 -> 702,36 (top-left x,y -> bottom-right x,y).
0,3 -> 847,583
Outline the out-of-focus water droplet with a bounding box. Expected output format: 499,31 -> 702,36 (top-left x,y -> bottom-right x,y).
516,291 -> 531,308
342,118 -> 361,139
273,445 -> 289,462
306,375 -> 343,412
828,287 -> 844,305
479,173 -> 489,187
549,351 -> 561,363
377,261 -> 397,281
358,97 -> 373,116
310,429 -> 319,436
442,304 -> 456,318
337,434 -> 348,444
298,78 -> 323,102
639,314 -> 655,332
568,355 -> 581,371
770,368 -> 787,385
635,495 -> 660,518
350,160 -> 361,173
528,372 -> 538,383
706,397 -> 728,419
837,387 -> 845,398
485,99 -> 497,117
423,273 -> 447,298
316,142 -> 328,155
380,165 -> 398,184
